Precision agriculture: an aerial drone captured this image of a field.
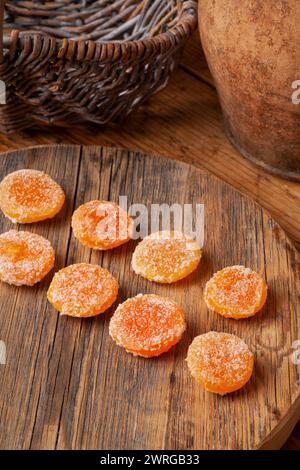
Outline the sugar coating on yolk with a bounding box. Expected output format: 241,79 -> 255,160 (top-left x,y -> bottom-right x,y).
204,265 -> 267,319
132,231 -> 201,283
109,294 -> 186,357
0,230 -> 55,286
187,332 -> 254,395
47,263 -> 118,317
0,169 -> 65,223
72,200 -> 133,250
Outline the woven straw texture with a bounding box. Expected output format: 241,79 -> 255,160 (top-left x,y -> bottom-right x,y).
0,0 -> 197,133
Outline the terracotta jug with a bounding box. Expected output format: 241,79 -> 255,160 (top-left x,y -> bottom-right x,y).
199,0 -> 300,181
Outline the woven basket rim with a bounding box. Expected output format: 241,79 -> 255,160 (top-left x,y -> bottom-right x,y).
3,0 -> 198,55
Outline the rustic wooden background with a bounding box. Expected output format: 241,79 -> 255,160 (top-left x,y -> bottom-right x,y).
0,145 -> 299,450
0,33 -> 299,449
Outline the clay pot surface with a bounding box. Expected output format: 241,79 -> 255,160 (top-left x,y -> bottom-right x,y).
199,0 -> 300,181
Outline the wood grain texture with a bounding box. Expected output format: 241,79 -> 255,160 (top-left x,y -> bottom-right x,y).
0,145 -> 299,450
0,34 -> 299,448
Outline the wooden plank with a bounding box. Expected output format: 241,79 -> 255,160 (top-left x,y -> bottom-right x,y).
180,33 -> 215,87
0,145 -> 299,449
0,145 -> 82,449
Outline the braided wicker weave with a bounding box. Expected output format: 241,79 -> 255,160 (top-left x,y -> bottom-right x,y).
0,0 -> 197,133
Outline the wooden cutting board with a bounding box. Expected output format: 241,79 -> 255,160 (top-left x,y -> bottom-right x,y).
0,145 -> 299,450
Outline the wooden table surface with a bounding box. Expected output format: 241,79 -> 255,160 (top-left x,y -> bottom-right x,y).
0,33 -> 299,450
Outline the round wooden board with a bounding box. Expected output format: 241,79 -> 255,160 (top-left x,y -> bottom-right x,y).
0,145 -> 299,450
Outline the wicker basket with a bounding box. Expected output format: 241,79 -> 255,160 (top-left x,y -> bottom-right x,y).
0,0 -> 197,133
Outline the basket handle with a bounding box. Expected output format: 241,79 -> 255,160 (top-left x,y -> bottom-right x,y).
0,0 -> 4,61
